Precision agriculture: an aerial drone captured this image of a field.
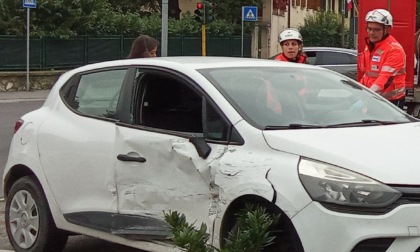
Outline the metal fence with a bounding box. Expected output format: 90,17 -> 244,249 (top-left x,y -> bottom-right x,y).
0,35 -> 252,71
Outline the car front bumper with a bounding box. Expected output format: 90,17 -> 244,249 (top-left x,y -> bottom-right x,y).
292,201 -> 420,252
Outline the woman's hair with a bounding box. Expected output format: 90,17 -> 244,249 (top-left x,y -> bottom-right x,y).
127,35 -> 159,59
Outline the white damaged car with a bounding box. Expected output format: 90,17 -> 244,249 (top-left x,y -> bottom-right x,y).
4,57 -> 420,252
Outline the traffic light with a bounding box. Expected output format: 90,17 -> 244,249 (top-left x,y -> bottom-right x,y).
194,1 -> 216,25
205,2 -> 216,23
194,2 -> 205,23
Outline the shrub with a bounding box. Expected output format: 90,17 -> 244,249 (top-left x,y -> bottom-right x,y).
164,203 -> 279,252
299,11 -> 351,48
169,12 -> 201,37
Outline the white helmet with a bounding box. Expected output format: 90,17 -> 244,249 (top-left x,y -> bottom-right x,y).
365,9 -> 393,27
279,28 -> 303,44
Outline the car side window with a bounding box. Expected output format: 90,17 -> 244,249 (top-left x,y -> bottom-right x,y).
317,51 -> 353,65
137,73 -> 230,141
305,51 -> 317,65
348,54 -> 357,64
65,69 -> 128,119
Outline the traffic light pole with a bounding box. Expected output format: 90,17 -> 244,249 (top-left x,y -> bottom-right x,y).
195,1 -> 215,56
201,24 -> 206,56
26,8 -> 30,91
161,0 -> 168,56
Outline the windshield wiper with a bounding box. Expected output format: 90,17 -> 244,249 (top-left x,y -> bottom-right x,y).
361,119 -> 402,124
265,124 -> 325,130
265,120 -> 405,130
326,120 -> 401,128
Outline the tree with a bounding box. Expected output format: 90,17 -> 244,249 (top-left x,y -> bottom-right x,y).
0,0 -> 25,35
299,11 -> 349,48
107,0 -> 181,20
0,0 -> 262,37
0,0 -> 118,36
107,0 -> 159,15
211,0 -> 263,24
32,0 -> 118,37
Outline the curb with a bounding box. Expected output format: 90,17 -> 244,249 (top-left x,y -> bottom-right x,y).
0,198 -> 12,251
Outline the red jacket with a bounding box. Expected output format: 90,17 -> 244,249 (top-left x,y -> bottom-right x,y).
358,35 -> 406,101
275,53 -> 307,63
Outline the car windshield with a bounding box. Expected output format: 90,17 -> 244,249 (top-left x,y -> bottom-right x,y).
200,67 -> 416,129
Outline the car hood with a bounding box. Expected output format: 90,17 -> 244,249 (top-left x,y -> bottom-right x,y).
263,122 -> 420,185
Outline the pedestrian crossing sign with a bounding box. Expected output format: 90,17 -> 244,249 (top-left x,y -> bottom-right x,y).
23,0 -> 37,8
242,6 -> 258,22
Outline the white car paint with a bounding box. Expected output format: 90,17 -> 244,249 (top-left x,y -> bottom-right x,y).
4,57 -> 420,252
264,123 -> 420,184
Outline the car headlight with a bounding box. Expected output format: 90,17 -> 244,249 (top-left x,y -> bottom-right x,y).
298,158 -> 402,208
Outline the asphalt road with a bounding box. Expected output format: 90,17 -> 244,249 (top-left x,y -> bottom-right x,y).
0,97 -> 146,251
0,100 -> 44,198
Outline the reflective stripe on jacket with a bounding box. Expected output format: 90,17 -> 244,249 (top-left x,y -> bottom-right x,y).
358,35 -> 406,101
275,53 -> 307,63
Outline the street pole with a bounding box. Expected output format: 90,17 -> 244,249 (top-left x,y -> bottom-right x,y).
241,17 -> 244,57
202,24 -> 206,56
341,0 -> 345,48
287,0 -> 291,28
161,0 -> 168,57
26,8 -> 30,91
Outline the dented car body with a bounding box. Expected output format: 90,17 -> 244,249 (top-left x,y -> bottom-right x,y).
4,57 -> 420,252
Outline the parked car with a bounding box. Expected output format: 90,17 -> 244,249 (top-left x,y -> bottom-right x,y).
4,57 -> 420,252
271,47 -> 358,80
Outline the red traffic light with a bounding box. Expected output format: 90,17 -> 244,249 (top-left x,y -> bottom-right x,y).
197,2 -> 203,9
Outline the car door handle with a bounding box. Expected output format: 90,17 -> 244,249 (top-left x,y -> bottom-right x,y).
117,154 -> 146,163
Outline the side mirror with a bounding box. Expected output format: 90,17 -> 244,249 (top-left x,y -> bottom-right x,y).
189,136 -> 211,158
187,97 -> 213,159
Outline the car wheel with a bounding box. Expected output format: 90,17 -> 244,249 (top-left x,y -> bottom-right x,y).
5,176 -> 68,252
264,216 -> 304,252
257,212 -> 304,252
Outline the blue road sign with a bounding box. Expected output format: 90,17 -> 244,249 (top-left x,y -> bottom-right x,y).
23,0 -> 36,8
242,6 -> 258,22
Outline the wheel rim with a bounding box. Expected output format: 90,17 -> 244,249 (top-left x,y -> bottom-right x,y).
8,189 -> 40,249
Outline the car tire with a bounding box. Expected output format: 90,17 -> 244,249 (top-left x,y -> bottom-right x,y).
265,216 -> 304,252
5,176 -> 68,252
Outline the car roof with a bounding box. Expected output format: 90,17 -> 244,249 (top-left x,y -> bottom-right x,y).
65,56 -> 319,74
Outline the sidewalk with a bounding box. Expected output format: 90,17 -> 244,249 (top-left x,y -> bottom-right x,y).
0,89 -> 50,101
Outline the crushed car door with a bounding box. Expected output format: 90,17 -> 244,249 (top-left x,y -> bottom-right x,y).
113,69 -> 229,239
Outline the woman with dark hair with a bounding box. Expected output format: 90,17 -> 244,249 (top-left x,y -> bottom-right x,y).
127,35 -> 159,58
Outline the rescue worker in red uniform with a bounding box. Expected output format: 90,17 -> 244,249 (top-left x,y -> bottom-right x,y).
274,28 -> 308,100
264,28 -> 308,115
274,28 -> 308,64
358,9 -> 406,109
